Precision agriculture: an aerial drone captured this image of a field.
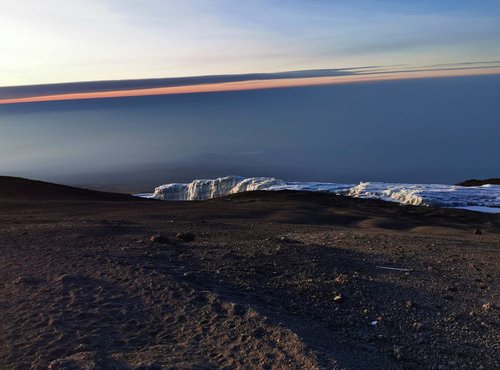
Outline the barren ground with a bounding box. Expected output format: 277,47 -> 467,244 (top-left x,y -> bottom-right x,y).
0,178 -> 498,369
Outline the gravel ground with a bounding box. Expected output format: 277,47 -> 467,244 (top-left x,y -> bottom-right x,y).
0,178 -> 498,369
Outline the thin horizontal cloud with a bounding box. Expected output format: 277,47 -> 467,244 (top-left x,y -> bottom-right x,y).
0,62 -> 499,105
424,60 -> 500,68
0,67 -> 382,99
356,63 -> 500,76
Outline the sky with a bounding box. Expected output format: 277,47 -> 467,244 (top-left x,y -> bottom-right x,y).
1,0 -> 500,89
1,75 -> 499,190
1,1 -> 500,189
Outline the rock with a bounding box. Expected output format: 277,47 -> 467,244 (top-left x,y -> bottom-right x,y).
412,321 -> 423,331
12,275 -> 40,286
405,300 -> 417,308
333,294 -> 343,303
482,302 -> 493,311
176,232 -> 195,242
334,274 -> 349,285
473,229 -> 482,235
392,345 -> 404,360
150,234 -> 168,243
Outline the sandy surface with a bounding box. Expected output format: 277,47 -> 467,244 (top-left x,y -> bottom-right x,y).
0,178 -> 499,369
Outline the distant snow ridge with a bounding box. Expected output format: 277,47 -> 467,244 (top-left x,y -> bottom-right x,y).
349,182 -> 500,208
151,176 -> 500,210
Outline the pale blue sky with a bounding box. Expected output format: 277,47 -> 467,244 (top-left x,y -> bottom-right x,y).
1,0 -> 500,86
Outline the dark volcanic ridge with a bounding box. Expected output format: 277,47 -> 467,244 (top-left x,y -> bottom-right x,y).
457,178 -> 500,187
0,176 -> 135,201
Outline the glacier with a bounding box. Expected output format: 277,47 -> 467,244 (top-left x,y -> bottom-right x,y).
144,176 -> 500,212
152,176 -> 287,201
347,182 -> 500,209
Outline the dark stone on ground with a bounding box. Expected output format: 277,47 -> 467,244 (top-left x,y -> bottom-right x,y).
176,232 -> 195,242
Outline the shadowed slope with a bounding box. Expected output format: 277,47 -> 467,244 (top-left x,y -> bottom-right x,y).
457,178 -> 500,186
0,176 -> 135,201
221,190 -> 500,233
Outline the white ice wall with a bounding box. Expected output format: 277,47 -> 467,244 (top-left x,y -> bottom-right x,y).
150,176 -> 500,211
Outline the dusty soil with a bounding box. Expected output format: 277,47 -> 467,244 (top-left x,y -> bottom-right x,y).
0,178 -> 499,369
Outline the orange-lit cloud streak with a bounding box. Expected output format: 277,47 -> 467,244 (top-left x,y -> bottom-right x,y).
1,67 -> 500,105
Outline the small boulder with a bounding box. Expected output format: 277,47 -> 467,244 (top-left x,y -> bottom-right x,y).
473,228 -> 482,235
12,275 -> 40,286
334,274 -> 348,285
392,345 -> 404,360
176,232 -> 195,242
150,234 -> 169,244
405,300 -> 417,309
482,302 -> 493,311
